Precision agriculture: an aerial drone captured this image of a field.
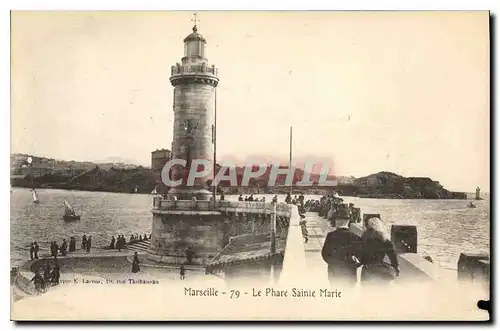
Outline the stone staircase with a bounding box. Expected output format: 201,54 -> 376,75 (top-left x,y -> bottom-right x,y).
125,239 -> 151,253
124,239 -> 206,272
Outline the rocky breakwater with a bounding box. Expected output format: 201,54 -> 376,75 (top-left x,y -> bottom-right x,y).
353,172 -> 467,199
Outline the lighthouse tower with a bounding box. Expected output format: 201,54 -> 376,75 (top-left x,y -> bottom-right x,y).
167,19 -> 219,201
148,18 -> 223,264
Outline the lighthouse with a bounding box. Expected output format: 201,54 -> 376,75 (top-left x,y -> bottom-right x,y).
167,15 -> 219,201
148,17 -> 223,264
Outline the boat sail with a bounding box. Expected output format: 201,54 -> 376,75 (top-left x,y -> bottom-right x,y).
134,186 -> 139,193
32,189 -> 39,204
64,199 -> 75,216
63,199 -> 80,221
151,185 -> 157,194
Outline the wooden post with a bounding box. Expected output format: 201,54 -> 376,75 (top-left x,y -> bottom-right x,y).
271,202 -> 277,254
269,203 -> 277,284
212,87 -> 217,209
289,127 -> 293,197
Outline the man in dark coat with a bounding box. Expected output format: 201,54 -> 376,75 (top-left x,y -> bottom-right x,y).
29,243 -> 35,260
132,252 -> 140,273
321,217 -> 362,286
34,242 -> 39,259
86,236 -> 92,253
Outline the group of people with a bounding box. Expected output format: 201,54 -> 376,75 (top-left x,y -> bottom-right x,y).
109,235 -> 127,251
28,232 -> 155,260
128,233 -> 150,244
304,199 -> 321,212
285,193 -> 305,205
236,193 -> 308,206
50,240 -> 68,257
238,194 -> 266,202
321,216 -> 400,285
29,242 -> 40,260
81,235 -> 92,253
30,259 -> 60,294
109,233 -> 151,251
315,193 -> 362,226
29,236 -> 85,260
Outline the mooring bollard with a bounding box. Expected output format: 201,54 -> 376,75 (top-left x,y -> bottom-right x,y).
457,253 -> 490,284
352,207 -> 361,223
391,225 -> 417,254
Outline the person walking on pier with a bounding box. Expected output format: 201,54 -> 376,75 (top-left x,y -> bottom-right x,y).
69,236 -> 76,252
321,217 -> 362,286
132,252 -> 140,273
272,195 -> 278,203
359,217 -> 399,285
34,241 -> 39,259
180,264 -> 186,280
110,236 -> 115,249
50,261 -> 60,285
86,236 -> 92,253
299,218 -> 309,243
81,235 -> 87,251
31,272 -> 44,294
117,235 -> 124,251
43,260 -> 51,284
60,239 -> 68,256
50,241 -> 58,258
29,243 -> 35,261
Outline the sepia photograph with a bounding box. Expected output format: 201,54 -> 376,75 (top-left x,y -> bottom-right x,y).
9,10 -> 490,321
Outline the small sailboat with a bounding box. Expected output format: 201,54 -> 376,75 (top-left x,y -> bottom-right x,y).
63,199 -> 81,221
31,189 -> 39,204
134,186 -> 139,193
151,185 -> 158,195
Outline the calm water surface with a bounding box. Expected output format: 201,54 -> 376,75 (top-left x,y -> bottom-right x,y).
10,188 -> 490,270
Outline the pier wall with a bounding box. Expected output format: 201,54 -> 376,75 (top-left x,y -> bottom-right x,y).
149,200 -> 291,265
349,222 -> 455,281
280,205 -> 307,285
29,255 -> 132,274
280,207 -> 462,284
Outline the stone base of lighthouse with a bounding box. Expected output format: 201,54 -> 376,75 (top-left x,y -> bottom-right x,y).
146,211 -> 230,265
166,187 -> 213,201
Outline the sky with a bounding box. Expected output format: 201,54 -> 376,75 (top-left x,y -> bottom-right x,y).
11,11 -> 490,191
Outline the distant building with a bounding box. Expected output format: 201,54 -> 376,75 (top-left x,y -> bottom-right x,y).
151,149 -> 172,172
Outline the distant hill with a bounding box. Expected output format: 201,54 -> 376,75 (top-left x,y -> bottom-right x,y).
10,154 -> 467,198
94,157 -> 142,169
10,153 -> 140,171
352,171 -> 466,199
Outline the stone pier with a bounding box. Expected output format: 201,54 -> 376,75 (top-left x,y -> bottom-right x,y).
147,198 -> 292,265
